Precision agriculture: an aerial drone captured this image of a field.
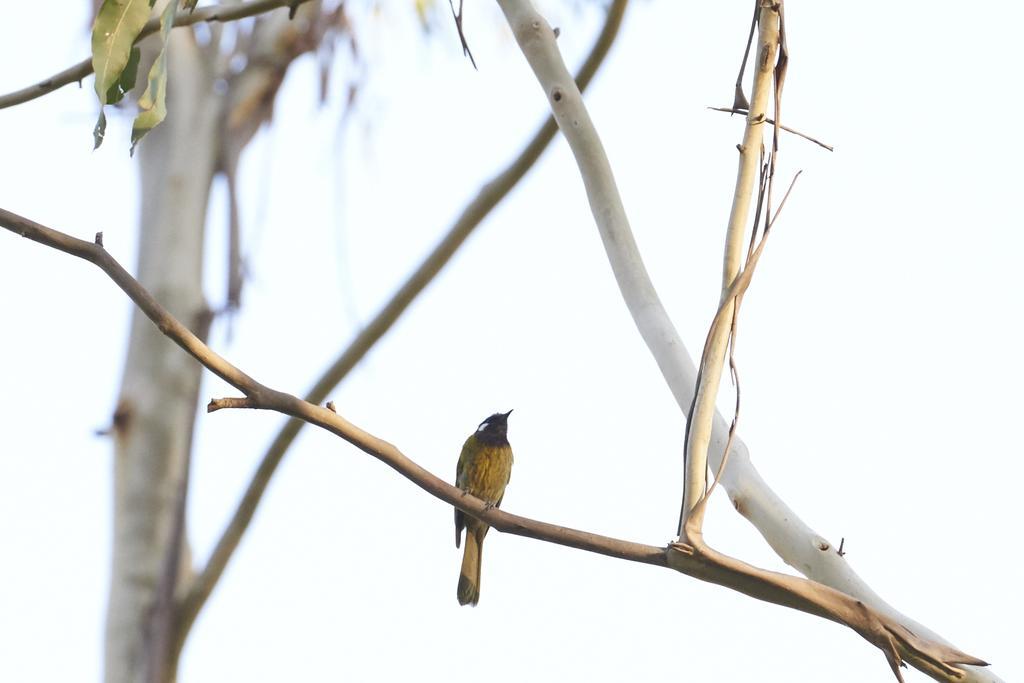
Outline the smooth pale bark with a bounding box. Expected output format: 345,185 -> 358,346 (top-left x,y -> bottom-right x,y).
104,4 -> 326,679
104,30 -> 221,683
493,1 -> 999,680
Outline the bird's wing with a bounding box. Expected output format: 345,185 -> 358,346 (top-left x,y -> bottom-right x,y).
454,435 -> 474,547
455,435 -> 474,488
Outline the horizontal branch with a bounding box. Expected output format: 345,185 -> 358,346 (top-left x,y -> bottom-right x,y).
1,199 -> 987,682
0,0 -> 313,110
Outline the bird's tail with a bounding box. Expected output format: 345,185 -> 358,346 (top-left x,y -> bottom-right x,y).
457,529 -> 484,606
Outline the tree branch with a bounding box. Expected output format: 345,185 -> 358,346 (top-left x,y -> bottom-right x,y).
0,206 -> 660,569
684,169 -> 800,533
0,205 -> 988,681
681,1 -> 778,533
173,0 -> 630,646
669,533 -> 984,683
0,0 -> 313,110
489,0 -> 992,680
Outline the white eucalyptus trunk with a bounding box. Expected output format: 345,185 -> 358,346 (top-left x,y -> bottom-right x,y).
104,30 -> 221,683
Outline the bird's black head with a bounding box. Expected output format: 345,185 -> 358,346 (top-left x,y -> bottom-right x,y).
475,409 -> 513,445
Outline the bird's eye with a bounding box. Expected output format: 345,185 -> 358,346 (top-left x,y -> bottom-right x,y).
477,422 -> 489,433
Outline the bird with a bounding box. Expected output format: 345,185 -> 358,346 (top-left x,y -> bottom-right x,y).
455,410 -> 514,606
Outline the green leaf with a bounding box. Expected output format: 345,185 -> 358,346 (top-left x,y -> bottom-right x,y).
93,110 -> 108,150
105,46 -> 141,105
130,0 -> 176,155
91,0 -> 154,104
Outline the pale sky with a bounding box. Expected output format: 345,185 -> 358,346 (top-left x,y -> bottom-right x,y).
1,2 -> 1021,682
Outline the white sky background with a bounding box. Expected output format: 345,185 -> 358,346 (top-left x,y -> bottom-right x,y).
1,1 -> 1022,681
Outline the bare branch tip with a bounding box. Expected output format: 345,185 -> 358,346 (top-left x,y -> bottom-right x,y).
447,0 -> 478,70
207,397 -> 255,413
94,231 -> 104,247
325,401 -> 336,413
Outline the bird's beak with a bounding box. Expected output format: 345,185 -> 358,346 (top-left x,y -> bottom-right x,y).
503,409 -> 513,418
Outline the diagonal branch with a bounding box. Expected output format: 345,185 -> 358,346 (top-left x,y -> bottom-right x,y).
0,0 -> 314,110
489,0 -> 997,680
0,205 -> 988,681
0,208 -> 660,572
447,0 -> 478,69
173,0 -> 630,647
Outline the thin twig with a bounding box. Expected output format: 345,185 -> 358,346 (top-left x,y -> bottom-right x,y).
732,2 -> 758,111
0,0 -> 313,110
447,0 -> 477,69
708,106 -> 832,151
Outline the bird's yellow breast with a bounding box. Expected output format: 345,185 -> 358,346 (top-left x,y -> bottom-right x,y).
457,438 -> 513,504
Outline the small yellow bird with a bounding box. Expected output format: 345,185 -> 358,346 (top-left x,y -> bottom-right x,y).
455,410 -> 514,606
